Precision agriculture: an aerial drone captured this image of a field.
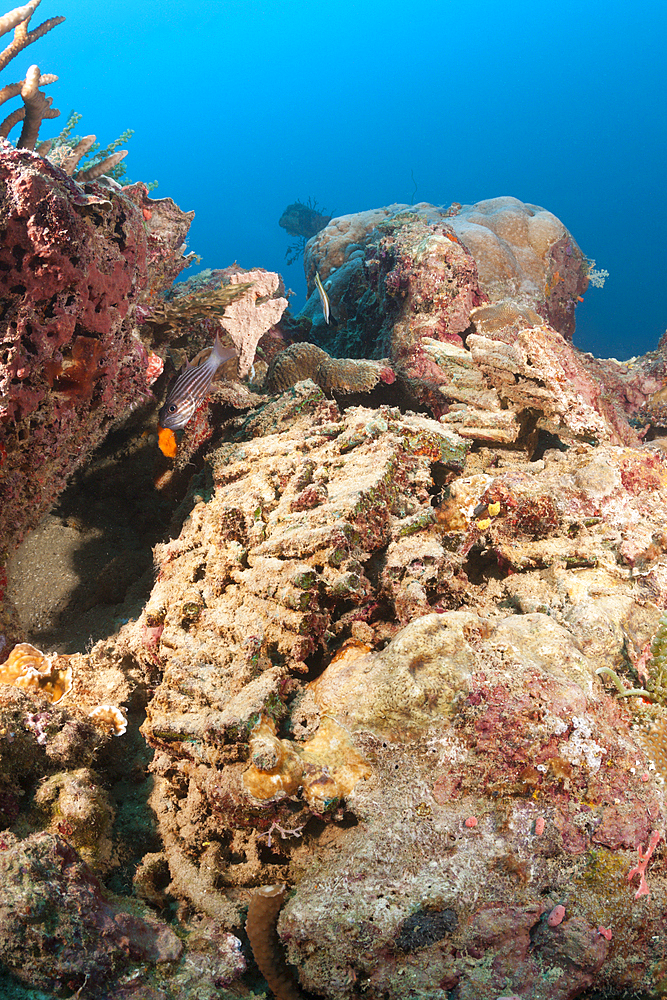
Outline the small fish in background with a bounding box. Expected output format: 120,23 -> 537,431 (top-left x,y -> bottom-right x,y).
157,333 -> 237,454
314,271 -> 331,324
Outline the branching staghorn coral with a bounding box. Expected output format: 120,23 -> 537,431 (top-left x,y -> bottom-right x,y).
38,113 -> 133,181
0,3 -> 131,177
46,131 -> 128,181
0,0 -> 63,70
0,0 -> 63,147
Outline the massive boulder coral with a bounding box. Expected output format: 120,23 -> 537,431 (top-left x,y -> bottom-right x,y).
301,196 -> 589,361
292,197 -> 613,425
292,197 -> 667,439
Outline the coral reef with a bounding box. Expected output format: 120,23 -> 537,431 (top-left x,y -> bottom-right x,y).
0,832 -> 181,993
301,198 -> 588,362
62,371 -> 667,997
8,179 -> 667,1000
0,143 -> 194,597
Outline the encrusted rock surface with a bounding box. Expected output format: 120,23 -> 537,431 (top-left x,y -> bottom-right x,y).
5,189 -> 667,999
0,141 -> 193,591
81,385 -> 667,999
0,831 -> 181,993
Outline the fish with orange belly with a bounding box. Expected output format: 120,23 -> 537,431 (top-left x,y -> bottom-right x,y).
157,333 -> 237,457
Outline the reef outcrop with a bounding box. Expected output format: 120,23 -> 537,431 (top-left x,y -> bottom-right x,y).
61,387 -> 667,998
301,197 -> 589,356
5,191 -> 667,1000
0,143 -> 194,612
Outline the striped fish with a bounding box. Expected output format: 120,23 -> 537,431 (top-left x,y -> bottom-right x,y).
158,333 -> 237,431
314,270 -> 331,324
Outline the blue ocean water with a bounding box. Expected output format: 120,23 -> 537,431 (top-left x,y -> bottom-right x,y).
31,0 -> 667,361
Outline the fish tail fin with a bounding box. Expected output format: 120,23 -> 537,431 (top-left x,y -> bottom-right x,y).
211,332 -> 238,367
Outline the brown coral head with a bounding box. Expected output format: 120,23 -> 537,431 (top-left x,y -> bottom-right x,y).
253,883 -> 287,900
246,884 -> 303,1000
470,300 -> 542,336
0,642 -> 72,704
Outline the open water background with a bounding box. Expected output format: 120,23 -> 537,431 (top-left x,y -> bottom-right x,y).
28,0 -> 667,361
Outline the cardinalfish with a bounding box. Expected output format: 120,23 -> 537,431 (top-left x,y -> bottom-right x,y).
314,271 -> 331,324
157,333 -> 237,457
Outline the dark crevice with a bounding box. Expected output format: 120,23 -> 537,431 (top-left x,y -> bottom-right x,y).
531,427 -> 569,460
461,545 -> 509,586
12,245 -> 26,270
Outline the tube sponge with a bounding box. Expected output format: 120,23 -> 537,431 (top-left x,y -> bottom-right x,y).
246,884 -> 303,1000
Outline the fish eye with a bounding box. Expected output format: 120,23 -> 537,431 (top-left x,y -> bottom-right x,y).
168,404 -> 177,412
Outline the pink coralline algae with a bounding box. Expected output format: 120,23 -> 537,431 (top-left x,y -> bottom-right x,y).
627,829 -> 664,899
145,351 -> 164,385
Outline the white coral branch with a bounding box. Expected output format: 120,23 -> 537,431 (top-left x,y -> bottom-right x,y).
0,0 -> 40,38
